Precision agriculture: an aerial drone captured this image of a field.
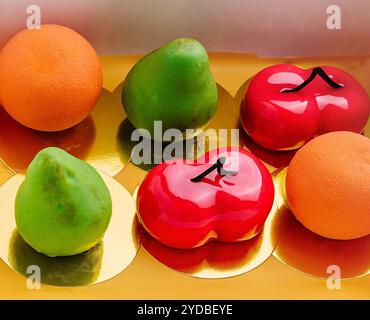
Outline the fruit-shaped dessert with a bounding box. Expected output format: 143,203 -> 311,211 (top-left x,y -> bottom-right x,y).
122,38 -> 217,137
137,147 -> 275,249
241,64 -> 370,150
0,24 -> 102,131
15,147 -> 112,257
286,131 -> 370,240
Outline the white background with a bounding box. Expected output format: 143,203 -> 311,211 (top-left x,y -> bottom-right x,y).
0,0 -> 369,57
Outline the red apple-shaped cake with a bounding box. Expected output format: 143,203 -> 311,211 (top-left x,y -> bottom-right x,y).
136,147 -> 275,249
241,64 -> 370,150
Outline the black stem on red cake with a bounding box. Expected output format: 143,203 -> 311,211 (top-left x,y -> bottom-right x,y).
282,67 -> 343,93
191,157 -> 237,182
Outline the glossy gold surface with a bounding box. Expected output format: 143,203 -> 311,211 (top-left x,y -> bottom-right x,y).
272,168 -> 370,280
0,172 -> 139,286
132,183 -> 279,279
0,88 -> 128,177
140,204 -> 279,279
0,53 -> 369,299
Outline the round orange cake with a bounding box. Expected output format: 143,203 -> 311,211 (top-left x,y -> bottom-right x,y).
0,24 -> 102,131
286,131 -> 370,240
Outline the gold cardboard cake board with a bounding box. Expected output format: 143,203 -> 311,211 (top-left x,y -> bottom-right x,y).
0,53 -> 369,298
0,88 -> 129,177
0,172 -> 140,286
133,185 -> 279,279
272,168 -> 370,280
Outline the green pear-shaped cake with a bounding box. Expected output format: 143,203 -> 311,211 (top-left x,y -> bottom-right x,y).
122,38 -> 218,136
15,147 -> 112,257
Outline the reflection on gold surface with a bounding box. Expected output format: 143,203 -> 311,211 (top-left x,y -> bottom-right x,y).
116,119 -> 203,172
0,107 -> 95,173
206,83 -> 240,139
272,168 -> 370,279
115,84 -> 237,171
84,89 -> 129,176
193,83 -> 242,159
364,117 -> 370,137
0,88 -> 129,177
240,129 -> 297,170
116,119 -> 135,168
136,181 -> 279,279
0,172 -> 139,286
9,230 -> 103,286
